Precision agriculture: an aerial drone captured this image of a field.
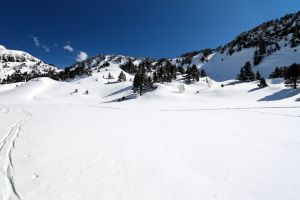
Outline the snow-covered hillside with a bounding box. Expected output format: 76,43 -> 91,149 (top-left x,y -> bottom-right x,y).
1,12 -> 300,84
0,11 -> 300,200
0,45 -> 58,81
69,54 -> 151,71
202,44 -> 300,81
171,11 -> 300,81
0,70 -> 300,200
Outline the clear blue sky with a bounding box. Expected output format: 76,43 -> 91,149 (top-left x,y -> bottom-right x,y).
1,0 -> 300,67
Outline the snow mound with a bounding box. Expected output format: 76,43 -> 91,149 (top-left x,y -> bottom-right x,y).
0,45 -> 6,50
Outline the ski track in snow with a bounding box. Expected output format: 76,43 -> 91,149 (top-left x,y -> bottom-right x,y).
0,105 -> 31,200
95,104 -> 300,118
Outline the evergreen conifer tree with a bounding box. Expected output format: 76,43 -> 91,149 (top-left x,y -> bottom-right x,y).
200,69 -> 207,77
153,72 -> 158,83
237,68 -> 245,81
118,71 -> 126,82
108,73 -> 113,79
258,77 -> 268,88
256,70 -> 261,80
237,62 -> 255,81
244,62 -> 255,81
284,63 -> 300,89
132,67 -> 154,95
191,64 -> 200,81
185,67 -> 192,84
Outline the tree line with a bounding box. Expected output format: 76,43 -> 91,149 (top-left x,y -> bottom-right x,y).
128,59 -> 207,96
237,61 -> 300,89
1,65 -> 92,84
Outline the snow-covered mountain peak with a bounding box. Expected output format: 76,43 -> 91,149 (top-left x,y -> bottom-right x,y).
0,45 -> 6,50
0,47 -> 58,81
69,54 -> 153,71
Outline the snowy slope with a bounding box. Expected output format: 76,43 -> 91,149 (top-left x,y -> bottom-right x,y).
202,44 -> 300,81
172,11 -> 300,81
69,54 -> 151,71
1,11 -> 300,199
0,74 -> 300,200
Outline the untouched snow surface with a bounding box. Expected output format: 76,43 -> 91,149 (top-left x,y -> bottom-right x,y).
0,68 -> 300,200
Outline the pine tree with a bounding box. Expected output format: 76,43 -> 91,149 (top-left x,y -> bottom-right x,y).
200,69 -> 207,77
244,62 -> 255,81
192,65 -> 200,81
177,66 -> 185,74
153,72 -> 158,83
132,67 -> 154,95
118,71 -> 126,82
237,68 -> 245,81
258,77 -> 268,88
188,64 -> 200,81
139,59 -> 153,73
284,63 -> 300,89
120,60 -> 137,74
258,37 -> 267,55
253,38 -> 267,65
108,73 -> 113,79
269,66 -> 288,78
253,50 -> 263,66
146,76 -> 154,88
256,70 -> 261,80
269,67 -> 280,78
185,65 -> 200,84
238,62 -> 255,82
185,67 -> 192,84
133,73 -> 142,95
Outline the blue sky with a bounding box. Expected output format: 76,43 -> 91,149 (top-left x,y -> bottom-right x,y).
1,0 -> 300,68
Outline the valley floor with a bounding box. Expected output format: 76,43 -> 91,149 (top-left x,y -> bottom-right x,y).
0,76 -> 300,200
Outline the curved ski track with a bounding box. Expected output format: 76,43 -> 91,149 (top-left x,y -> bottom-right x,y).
0,106 -> 31,200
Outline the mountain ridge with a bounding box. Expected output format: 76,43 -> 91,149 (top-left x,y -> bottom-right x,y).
1,10 -> 300,83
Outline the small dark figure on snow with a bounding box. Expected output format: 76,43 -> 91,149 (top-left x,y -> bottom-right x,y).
71,88 -> 78,95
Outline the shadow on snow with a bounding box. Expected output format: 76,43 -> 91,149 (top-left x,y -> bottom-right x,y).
103,86 -> 132,98
258,89 -> 300,101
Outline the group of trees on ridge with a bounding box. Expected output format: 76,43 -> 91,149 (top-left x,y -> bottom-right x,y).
236,61 -> 268,88
1,64 -> 92,84
119,58 -> 207,95
237,61 -> 300,89
127,59 -> 207,95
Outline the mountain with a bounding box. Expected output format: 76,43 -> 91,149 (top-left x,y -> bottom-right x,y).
174,11 -> 300,81
0,45 -> 58,82
1,11 -> 300,200
69,54 -> 152,72
66,11 -> 300,82
1,11 -> 300,84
